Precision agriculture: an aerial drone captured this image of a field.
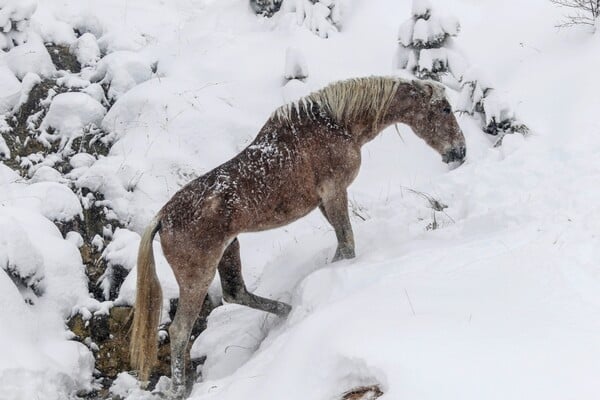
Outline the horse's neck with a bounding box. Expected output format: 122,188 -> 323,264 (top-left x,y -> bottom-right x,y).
351,119 -> 400,147
352,96 -> 415,146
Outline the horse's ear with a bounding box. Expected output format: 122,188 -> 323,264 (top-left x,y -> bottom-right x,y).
412,80 -> 444,102
412,79 -> 434,99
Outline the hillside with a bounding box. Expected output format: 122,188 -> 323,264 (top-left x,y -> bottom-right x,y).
1,0 -> 599,399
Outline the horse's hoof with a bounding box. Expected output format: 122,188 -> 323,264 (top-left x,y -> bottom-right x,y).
165,384 -> 189,400
332,248 -> 355,262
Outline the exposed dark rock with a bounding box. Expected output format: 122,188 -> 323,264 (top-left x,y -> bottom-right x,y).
55,189 -> 123,300
2,79 -> 65,174
68,306 -> 171,380
46,44 -> 82,73
104,264 -> 129,301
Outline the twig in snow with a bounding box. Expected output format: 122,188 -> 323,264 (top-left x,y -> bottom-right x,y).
404,288 -> 416,316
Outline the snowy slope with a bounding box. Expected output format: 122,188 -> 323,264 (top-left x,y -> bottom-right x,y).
1,0 -> 600,398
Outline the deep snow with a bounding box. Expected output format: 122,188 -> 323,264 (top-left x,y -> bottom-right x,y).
1,0 -> 600,399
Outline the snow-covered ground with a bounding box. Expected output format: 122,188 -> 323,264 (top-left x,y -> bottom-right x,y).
1,0 -> 600,398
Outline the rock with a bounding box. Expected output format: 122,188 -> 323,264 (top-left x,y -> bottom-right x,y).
342,385 -> 383,400
38,92 -> 106,151
5,34 -> 57,79
70,33 -> 101,67
0,65 -> 21,113
68,306 -> 171,380
68,298 -> 218,391
2,78 -> 67,174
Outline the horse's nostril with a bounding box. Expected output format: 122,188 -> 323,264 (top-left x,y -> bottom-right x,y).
443,146 -> 466,163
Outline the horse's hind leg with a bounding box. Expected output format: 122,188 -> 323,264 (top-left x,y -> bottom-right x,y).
319,189 -> 355,262
168,260 -> 217,398
218,238 -> 291,317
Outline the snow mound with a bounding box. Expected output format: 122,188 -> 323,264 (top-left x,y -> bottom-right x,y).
39,92 -> 106,150
4,33 -> 56,79
0,181 -> 82,222
0,214 -> 45,297
100,228 -> 140,300
0,64 -> 21,113
70,32 -> 101,67
0,0 -> 37,50
0,204 -> 94,397
97,27 -> 147,54
90,50 -> 154,100
284,46 -> 309,80
282,78 -> 310,103
30,166 -> 64,183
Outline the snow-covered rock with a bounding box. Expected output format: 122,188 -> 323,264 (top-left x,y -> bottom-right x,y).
0,0 -> 37,50
97,28 -> 147,54
0,214 -> 45,297
30,165 -> 64,183
70,32 -> 100,67
100,228 -> 139,300
69,152 -> 96,169
0,134 -> 8,159
34,18 -> 77,46
39,92 -> 106,149
90,50 -> 154,100
4,33 -> 56,79
0,64 -> 21,113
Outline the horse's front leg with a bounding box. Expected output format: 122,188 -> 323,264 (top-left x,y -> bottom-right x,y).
319,189 -> 355,262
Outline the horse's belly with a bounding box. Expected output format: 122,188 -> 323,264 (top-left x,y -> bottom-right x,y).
246,196 -> 319,232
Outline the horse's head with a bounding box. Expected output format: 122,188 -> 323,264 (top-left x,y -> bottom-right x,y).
389,79 -> 466,164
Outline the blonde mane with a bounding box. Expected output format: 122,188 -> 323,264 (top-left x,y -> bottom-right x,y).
274,76 -> 403,129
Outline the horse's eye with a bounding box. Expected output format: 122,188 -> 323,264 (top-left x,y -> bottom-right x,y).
443,107 -> 452,114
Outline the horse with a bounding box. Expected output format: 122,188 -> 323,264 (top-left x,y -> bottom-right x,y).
129,76 -> 466,397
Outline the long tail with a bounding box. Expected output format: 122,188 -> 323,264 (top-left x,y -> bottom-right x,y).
130,216 -> 163,384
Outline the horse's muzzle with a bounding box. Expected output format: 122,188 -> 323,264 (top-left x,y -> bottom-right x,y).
442,146 -> 466,164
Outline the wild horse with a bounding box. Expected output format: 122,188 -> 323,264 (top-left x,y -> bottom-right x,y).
130,76 -> 466,397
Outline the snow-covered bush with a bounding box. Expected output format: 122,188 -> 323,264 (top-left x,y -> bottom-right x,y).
250,0 -> 283,16
280,0 -> 343,38
395,1 -> 528,140
456,72 -> 528,138
0,0 -> 37,50
395,0 -> 463,83
284,46 -> 309,80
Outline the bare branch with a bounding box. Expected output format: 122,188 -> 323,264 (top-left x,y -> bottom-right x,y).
550,0 -> 599,28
